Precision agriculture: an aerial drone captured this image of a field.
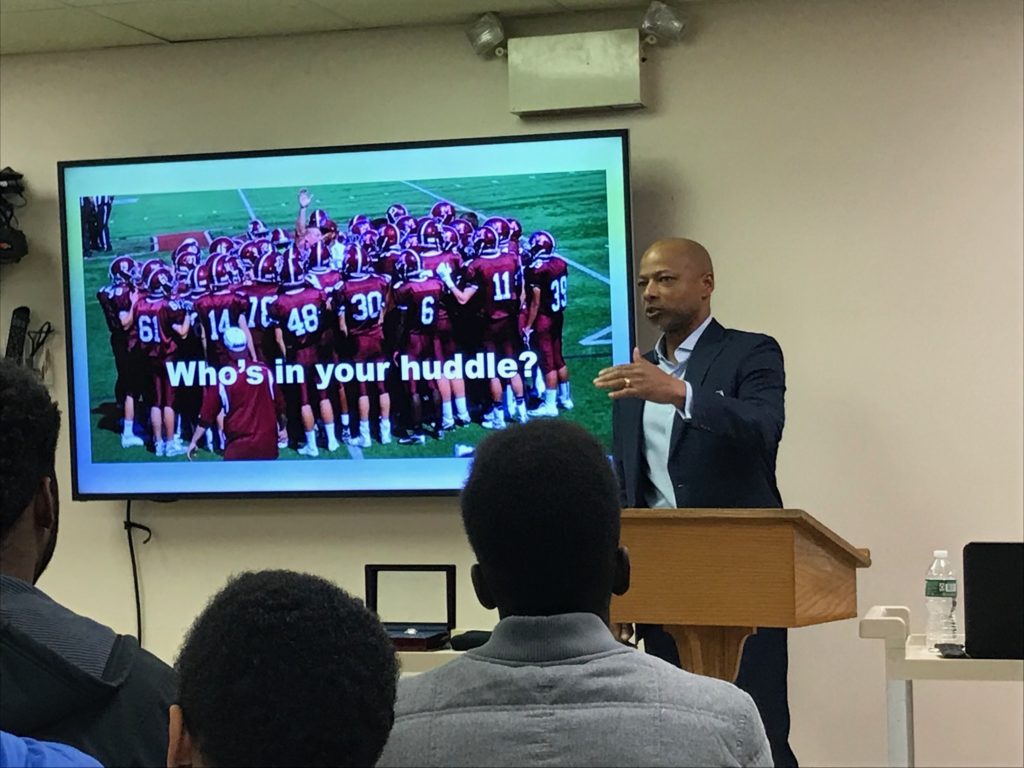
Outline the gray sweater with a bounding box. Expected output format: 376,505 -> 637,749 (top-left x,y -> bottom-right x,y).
378,612 -> 772,767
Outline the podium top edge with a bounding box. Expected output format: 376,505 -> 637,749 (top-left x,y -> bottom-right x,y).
620,508 -> 871,567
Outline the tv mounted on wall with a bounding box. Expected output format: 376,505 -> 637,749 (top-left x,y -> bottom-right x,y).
59,129 -> 634,499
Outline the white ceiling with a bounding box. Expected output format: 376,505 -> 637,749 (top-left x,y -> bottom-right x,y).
0,0 -> 650,56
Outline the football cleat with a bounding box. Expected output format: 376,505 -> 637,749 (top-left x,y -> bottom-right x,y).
121,434 -> 145,448
154,441 -> 166,457
379,419 -> 392,445
165,440 -> 188,457
398,432 -> 426,446
298,442 -> 320,457
481,411 -> 506,430
527,403 -> 559,418
559,397 -> 575,411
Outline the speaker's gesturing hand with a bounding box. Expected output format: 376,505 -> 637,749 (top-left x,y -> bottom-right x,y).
593,347 -> 687,407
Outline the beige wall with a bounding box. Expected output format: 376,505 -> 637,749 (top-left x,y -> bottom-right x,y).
1,1 -> 1021,765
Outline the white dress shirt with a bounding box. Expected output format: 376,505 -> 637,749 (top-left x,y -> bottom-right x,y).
642,315 -> 714,509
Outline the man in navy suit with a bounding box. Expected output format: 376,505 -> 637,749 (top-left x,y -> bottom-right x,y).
594,237 -> 796,767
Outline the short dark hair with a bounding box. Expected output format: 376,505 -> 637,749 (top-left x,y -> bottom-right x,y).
461,420 -> 621,616
0,361 -> 61,538
175,570 -> 398,768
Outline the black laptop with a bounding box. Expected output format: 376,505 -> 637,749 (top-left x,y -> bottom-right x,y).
962,542 -> 1023,660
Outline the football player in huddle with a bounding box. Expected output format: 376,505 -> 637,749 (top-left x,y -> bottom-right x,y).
269,248 -> 341,457
307,241 -> 353,443
523,231 -> 573,416
193,253 -> 257,366
417,222 -> 471,427
335,244 -> 392,447
240,251 -> 285,365
124,264 -> 190,456
390,250 -> 447,444
96,256 -> 145,448
437,224 -> 528,429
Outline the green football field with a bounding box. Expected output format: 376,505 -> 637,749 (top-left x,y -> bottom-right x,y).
82,170 -> 615,464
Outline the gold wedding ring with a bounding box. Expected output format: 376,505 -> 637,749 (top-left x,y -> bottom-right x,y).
624,377 -> 631,389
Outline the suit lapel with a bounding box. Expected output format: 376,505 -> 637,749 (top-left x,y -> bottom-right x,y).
682,318 -> 726,387
668,319 -> 726,458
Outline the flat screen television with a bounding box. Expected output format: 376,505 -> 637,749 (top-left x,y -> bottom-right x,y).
59,129 -> 634,499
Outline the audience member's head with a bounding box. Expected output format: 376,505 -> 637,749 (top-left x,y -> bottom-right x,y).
169,569 -> 398,768
0,361 -> 61,585
461,419 -> 629,619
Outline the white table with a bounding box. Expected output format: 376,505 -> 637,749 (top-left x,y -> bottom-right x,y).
859,605 -> 1024,767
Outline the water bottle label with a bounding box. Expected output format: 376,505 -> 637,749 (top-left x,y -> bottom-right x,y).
925,578 -> 957,597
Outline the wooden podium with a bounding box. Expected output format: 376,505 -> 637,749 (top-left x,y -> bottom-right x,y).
610,508 -> 871,681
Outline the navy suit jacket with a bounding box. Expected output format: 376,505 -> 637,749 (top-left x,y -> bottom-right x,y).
613,319 -> 786,509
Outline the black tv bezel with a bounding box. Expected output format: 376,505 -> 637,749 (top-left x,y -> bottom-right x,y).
58,128 -> 636,501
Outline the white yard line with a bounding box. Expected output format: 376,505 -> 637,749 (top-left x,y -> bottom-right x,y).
237,188 -> 257,221
578,325 -> 613,346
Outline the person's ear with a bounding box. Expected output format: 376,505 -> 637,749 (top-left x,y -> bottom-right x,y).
32,475 -> 56,532
470,563 -> 497,611
702,272 -> 715,299
612,546 -> 631,597
167,704 -> 195,767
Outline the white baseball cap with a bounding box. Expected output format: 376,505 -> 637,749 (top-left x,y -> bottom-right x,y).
223,326 -> 247,352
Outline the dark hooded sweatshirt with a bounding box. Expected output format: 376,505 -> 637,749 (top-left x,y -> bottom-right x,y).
0,575 -> 176,768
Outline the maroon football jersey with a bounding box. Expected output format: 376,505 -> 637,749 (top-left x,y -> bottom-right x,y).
97,284 -> 137,345
198,363 -> 282,460
238,282 -> 280,363
134,296 -> 186,359
336,274 -> 390,336
420,251 -> 460,280
418,251 -> 461,328
526,256 -> 569,319
393,276 -> 445,335
195,290 -> 249,366
308,269 -> 344,300
268,286 -> 326,354
462,253 -> 522,320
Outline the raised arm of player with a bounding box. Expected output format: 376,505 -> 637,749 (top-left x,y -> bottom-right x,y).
295,188 -> 312,239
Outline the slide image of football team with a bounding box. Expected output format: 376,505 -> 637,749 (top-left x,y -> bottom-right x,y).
84,171 -> 612,462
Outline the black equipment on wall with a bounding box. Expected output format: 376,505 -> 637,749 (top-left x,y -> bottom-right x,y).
0,167 -> 28,264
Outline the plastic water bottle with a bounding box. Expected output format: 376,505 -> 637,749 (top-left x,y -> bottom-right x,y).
925,549 -> 958,652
